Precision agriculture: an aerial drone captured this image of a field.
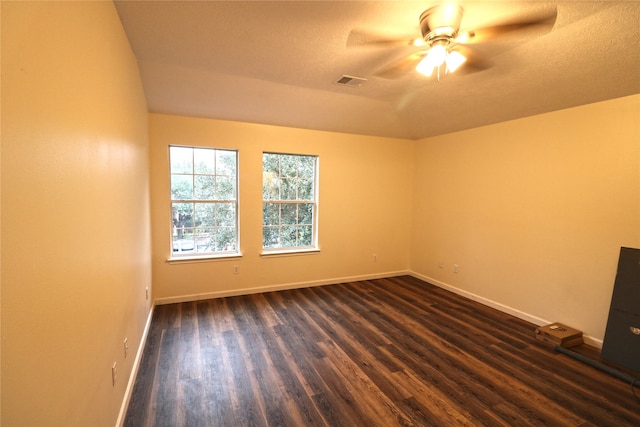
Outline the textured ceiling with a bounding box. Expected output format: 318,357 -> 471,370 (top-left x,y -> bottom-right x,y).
114,1 -> 640,140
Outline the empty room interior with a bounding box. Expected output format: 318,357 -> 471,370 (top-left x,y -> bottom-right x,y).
2,1 -> 639,426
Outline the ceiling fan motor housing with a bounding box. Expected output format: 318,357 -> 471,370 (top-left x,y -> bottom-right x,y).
419,4 -> 463,43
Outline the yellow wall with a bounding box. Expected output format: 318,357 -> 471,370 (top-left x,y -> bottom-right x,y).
1,0 -> 638,424
1,2 -> 151,426
149,114 -> 414,301
411,94 -> 640,343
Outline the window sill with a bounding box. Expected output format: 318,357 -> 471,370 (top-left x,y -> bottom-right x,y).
260,248 -> 321,258
167,252 -> 243,264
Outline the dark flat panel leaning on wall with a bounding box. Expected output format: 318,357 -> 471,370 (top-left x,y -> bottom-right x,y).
601,247 -> 640,372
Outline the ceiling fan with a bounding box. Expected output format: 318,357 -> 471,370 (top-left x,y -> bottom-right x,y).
349,3 -> 557,80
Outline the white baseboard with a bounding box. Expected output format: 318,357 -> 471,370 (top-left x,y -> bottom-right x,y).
410,272 -> 550,325
410,272 -> 603,348
581,335 -> 602,348
115,304 -> 156,427
154,270 -> 411,305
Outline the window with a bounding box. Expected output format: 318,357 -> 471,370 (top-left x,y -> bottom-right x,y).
262,152 -> 318,251
169,146 -> 238,257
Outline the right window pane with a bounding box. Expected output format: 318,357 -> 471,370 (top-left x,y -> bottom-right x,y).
262,152 -> 318,250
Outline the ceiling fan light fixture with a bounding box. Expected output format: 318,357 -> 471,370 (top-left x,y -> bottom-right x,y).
416,40 -> 450,76
445,50 -> 466,72
416,45 -> 467,77
416,4 -> 467,78
416,58 -> 436,77
416,51 -> 441,77
421,41 -> 447,66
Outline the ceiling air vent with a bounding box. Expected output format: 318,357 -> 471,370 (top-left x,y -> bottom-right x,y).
335,75 -> 367,87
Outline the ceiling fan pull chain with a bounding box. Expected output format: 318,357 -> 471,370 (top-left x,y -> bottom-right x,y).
437,63 -> 447,82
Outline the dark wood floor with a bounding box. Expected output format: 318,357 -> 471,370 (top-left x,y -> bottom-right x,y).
124,276 -> 640,426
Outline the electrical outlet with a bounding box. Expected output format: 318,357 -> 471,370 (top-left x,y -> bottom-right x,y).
438,261 -> 444,269
373,254 -> 377,262
112,362 -> 117,386
453,264 -> 459,273
145,286 -> 149,300
124,338 -> 129,358
233,265 -> 239,274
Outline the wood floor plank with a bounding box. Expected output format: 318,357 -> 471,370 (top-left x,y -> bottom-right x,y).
154,328 -> 180,426
125,276 -> 640,426
390,369 -> 475,426
315,339 -> 412,426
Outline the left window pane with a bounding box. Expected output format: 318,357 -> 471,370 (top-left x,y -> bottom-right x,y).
170,146 -> 239,257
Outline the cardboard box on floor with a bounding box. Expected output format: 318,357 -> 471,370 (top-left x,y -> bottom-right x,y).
535,322 -> 583,348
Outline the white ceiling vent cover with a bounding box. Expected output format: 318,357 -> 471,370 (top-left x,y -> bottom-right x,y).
336,75 -> 367,87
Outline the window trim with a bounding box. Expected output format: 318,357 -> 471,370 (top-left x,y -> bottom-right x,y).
167,145 -> 240,261
261,151 -> 319,255
260,248 -> 321,258
167,252 -> 243,264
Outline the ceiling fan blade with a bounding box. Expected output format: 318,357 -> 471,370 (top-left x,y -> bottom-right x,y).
374,51 -> 427,79
460,8 -> 557,43
347,29 -> 418,48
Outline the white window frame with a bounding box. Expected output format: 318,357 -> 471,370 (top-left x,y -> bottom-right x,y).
168,145 -> 240,261
262,152 -> 319,256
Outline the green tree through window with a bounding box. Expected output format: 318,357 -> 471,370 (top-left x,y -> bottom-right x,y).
170,146 -> 238,256
263,152 -> 318,250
